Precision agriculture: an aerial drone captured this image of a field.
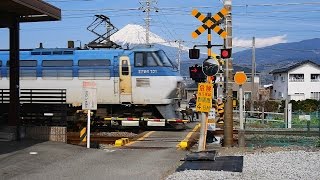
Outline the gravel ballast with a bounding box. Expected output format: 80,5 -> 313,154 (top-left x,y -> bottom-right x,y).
166,150 -> 320,180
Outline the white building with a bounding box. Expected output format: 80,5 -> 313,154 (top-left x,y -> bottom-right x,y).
270,60 -> 320,101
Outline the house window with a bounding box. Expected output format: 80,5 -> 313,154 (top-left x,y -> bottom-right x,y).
311,74 -> 320,82
244,91 -> 251,101
289,74 -> 304,82
233,91 -> 238,99
311,92 -> 320,100
281,77 -> 285,82
274,76 -> 278,81
247,75 -> 252,82
278,92 -> 283,98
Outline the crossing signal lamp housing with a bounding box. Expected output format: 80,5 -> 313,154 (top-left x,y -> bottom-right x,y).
220,48 -> 232,59
189,48 -> 200,59
189,64 -> 206,82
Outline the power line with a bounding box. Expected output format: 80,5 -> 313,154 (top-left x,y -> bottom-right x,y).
61,2 -> 320,12
235,2 -> 320,7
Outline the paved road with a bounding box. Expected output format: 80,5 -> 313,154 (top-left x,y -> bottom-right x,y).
0,125 -> 198,180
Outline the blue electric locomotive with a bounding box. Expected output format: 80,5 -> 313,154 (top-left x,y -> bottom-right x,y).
0,46 -> 183,126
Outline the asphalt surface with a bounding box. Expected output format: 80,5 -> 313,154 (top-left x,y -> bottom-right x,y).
0,125 -> 199,180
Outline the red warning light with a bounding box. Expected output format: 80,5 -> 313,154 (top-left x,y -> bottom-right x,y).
220,48 -> 232,59
191,67 -> 198,73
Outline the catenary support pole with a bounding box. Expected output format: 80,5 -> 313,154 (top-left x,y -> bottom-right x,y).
251,36 -> 256,113
239,85 -> 244,130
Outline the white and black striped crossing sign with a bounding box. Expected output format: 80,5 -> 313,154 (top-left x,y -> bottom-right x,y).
191,8 -> 229,39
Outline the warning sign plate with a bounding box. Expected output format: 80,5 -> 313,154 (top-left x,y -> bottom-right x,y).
196,83 -> 213,112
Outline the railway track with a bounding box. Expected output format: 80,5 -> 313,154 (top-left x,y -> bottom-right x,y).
67,132 -> 132,145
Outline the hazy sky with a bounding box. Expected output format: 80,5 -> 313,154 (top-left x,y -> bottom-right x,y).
1,0 -> 319,52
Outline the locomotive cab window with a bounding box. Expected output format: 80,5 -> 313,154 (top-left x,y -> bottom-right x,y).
134,51 -> 174,67
146,52 -> 159,67
157,50 -> 174,67
135,52 -> 143,67
122,60 -> 129,75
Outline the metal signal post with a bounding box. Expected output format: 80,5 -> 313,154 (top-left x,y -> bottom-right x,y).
198,13 -> 213,152
190,6 -> 229,151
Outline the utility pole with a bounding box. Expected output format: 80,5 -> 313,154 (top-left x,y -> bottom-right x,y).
251,36 -> 256,113
175,40 -> 183,74
223,0 -> 233,147
140,0 -> 158,45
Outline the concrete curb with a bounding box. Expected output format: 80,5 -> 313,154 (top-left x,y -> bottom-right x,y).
114,138 -> 130,147
177,123 -> 200,150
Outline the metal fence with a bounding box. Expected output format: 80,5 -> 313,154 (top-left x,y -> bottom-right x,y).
233,110 -> 320,129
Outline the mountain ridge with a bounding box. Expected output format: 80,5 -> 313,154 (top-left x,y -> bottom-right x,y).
109,24 -> 320,83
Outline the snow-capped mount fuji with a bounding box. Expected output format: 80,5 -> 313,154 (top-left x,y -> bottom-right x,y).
110,24 -> 188,50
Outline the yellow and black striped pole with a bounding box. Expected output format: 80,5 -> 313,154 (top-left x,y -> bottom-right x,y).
199,13 -> 215,151
207,12 -> 212,59
217,101 -> 224,123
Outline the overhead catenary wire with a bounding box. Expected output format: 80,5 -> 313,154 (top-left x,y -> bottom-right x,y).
13,1 -> 320,54
60,2 -> 320,11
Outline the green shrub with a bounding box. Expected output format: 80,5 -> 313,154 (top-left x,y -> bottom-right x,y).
316,138 -> 320,147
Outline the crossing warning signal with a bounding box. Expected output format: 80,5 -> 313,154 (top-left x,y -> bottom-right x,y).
189,64 -> 206,82
220,48 -> 232,59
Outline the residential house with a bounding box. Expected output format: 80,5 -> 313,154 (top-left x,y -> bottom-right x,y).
270,60 -> 320,101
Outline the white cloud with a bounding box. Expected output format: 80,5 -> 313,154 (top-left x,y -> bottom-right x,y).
234,35 -> 287,48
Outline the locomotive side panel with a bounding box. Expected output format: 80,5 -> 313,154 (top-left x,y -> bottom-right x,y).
129,50 -> 181,105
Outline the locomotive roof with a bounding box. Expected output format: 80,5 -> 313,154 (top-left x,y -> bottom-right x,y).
0,47 -> 164,56
30,46 -> 161,51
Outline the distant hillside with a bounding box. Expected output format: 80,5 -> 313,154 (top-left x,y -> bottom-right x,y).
231,38 -> 320,84
233,38 -> 320,68
110,24 -> 320,84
